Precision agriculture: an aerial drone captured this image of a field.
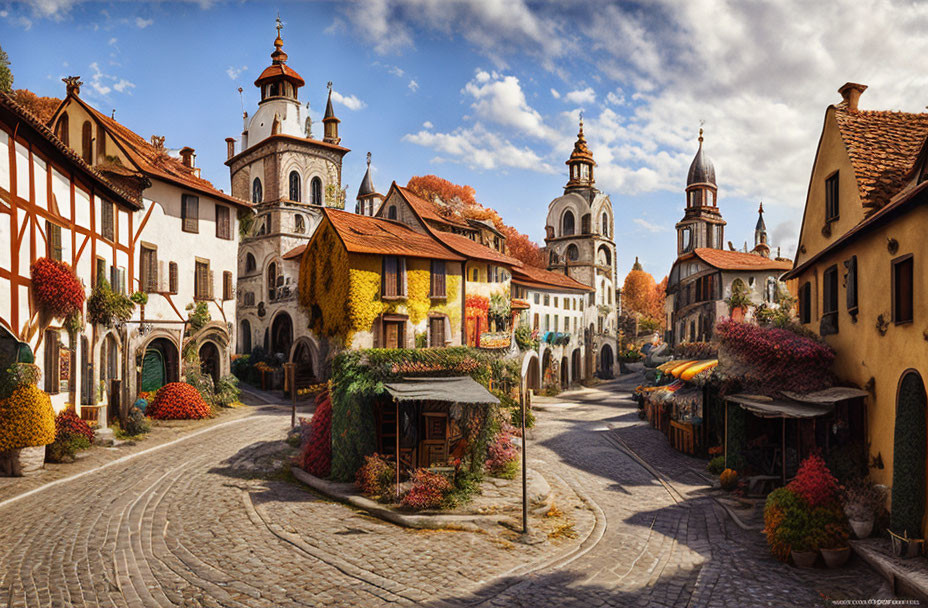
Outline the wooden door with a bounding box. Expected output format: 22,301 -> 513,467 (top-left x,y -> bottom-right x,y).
419,413 -> 449,467
430,317 -> 445,347
385,322 -> 400,349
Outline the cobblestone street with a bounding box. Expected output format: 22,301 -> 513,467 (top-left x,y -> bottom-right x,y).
0,380 -> 892,607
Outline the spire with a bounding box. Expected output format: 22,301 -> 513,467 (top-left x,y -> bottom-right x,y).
753,200 -> 769,256
323,81 -> 341,145
253,13 -> 304,94
686,127 -> 716,187
565,114 -> 595,191
755,202 -> 767,231
632,256 -> 642,271
357,152 -> 376,199
271,13 -> 288,64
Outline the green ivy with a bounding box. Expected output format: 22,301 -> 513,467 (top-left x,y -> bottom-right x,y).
725,404 -> 747,472
87,279 -> 134,327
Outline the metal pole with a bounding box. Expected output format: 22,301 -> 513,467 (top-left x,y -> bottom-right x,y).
724,401 -> 728,469
781,417 -> 787,486
521,383 -> 528,535
287,364 -> 296,429
396,400 -> 401,499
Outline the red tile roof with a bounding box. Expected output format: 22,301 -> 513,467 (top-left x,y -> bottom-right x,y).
430,230 -> 522,267
254,63 -> 305,88
282,244 -> 306,260
833,105 -> 928,212
226,134 -> 349,165
72,96 -> 250,208
324,209 -> 464,260
395,185 -> 471,228
512,264 -> 593,292
685,248 -> 792,272
0,91 -> 140,210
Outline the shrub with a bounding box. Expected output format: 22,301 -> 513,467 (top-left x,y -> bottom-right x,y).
764,487 -> 806,562
121,406 -> 151,437
0,382 -> 56,451
486,429 -> 519,479
29,257 -> 85,320
514,325 -> 539,351
46,433 -> 91,463
300,391 -> 332,477
842,478 -> 887,521
401,468 -> 453,510
213,375 -> 241,408
787,454 -> 839,509
54,409 -> 94,443
673,341 -> 718,360
86,278 -> 134,327
509,405 -> 535,429
0,363 -> 42,400
356,453 -> 395,498
719,468 -> 738,491
147,382 -> 211,420
764,479 -> 849,561
706,455 -> 725,475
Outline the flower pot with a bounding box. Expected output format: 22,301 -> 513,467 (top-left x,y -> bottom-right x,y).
791,549 -> 818,568
731,306 -> 746,323
848,518 -> 874,539
2,445 -> 47,476
890,532 -> 923,559
821,546 -> 850,568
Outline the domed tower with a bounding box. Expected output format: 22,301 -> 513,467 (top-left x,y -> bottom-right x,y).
355,152 -> 383,216
675,129 -> 725,255
565,117 -> 595,195
322,82 -> 341,146
753,202 -> 770,257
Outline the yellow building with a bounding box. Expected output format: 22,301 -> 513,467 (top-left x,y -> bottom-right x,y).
784,82 -> 928,534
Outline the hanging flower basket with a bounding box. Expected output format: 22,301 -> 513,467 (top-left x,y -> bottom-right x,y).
30,258 -> 84,320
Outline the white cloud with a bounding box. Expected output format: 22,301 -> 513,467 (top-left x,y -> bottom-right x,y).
565,87 -> 596,105
462,70 -> 558,141
331,90 -> 367,111
113,79 -> 135,93
606,89 -> 625,106
28,0 -> 76,19
87,62 -> 135,97
422,121 -> 433,129
108,37 -> 117,45
550,88 -> 560,99
633,217 -> 668,233
135,16 -> 153,29
226,65 -> 248,80
404,123 -> 555,173
408,79 -> 419,92
388,65 -> 405,77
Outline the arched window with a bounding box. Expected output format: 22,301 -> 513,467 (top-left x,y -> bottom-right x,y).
566,244 -> 579,261
252,178 -> 263,204
550,250 -> 559,265
387,205 -> 397,220
81,121 -> 92,164
289,171 -> 301,202
267,262 -> 278,301
602,212 -> 609,238
597,245 -> 611,267
268,83 -> 279,98
310,177 -> 323,205
562,210 -> 575,236
239,319 -> 252,354
294,214 -> 306,234
244,253 -> 257,274
57,112 -> 69,146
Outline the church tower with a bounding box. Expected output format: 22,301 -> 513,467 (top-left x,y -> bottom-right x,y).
676,129 -> 725,255
355,152 -> 383,216
753,202 -> 770,257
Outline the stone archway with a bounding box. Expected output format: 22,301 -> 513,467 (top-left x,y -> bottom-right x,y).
560,356 -> 569,387
571,348 -> 582,383
271,312 -> 293,358
239,319 -> 252,354
892,370 -> 927,537
290,337 -> 318,386
600,344 -> 614,379
521,351 -> 540,394
199,341 -> 221,387
541,349 -> 553,387
141,336 -> 179,392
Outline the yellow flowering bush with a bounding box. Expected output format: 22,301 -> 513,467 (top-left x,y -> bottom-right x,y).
300,222 -> 351,341
0,382 -> 56,452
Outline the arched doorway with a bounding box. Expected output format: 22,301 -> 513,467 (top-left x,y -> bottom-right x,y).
571,348 -> 581,383
524,354 -> 540,394
239,319 -> 252,354
292,339 -> 316,386
271,313 -> 293,358
560,356 -> 569,387
102,333 -> 120,423
892,370 -> 927,536
600,344 -> 614,379
141,337 -> 179,392
199,341 -> 221,387
541,350 -> 553,387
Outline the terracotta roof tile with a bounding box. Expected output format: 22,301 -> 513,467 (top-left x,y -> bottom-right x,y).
75,97 -> 250,208
686,248 -> 792,272
512,265 -> 593,292
430,230 -> 522,267
833,106 -> 928,211
324,209 -> 463,261
396,186 -> 471,228
254,63 -> 305,88
282,244 -> 306,260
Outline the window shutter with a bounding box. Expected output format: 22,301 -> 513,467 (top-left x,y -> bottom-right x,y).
208,269 -> 215,300
223,271 -> 233,301
383,257 -> 397,297
846,256 -> 858,311
430,261 -> 446,298
110,266 -> 118,291
169,262 -> 178,294
119,268 -> 126,295
216,205 -> 231,239
102,201 -> 114,241
398,258 -> 407,296
158,260 -> 167,292
183,195 -> 199,233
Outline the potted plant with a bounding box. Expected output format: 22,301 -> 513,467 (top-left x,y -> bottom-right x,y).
719,468 -> 738,491
889,529 -> 923,559
725,281 -> 752,323
0,364 -> 56,476
820,522 -> 851,568
842,479 -> 885,539
790,533 -> 820,568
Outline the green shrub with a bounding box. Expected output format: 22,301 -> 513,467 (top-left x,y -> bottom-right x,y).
509,405 -> 535,429
214,374 -> 241,408
46,433 -> 90,463
86,279 -> 134,327
706,455 -> 725,475
121,406 -> 151,437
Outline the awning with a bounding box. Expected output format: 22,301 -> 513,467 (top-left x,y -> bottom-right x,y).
781,387 -> 869,404
383,377 -> 500,405
726,394 -> 833,419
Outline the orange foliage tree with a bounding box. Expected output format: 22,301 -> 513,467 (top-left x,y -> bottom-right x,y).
622,268 -> 657,318
406,175 -> 545,268
12,89 -> 61,124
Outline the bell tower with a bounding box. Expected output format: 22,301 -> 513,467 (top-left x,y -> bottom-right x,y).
676,129 -> 725,255
565,115 -> 595,194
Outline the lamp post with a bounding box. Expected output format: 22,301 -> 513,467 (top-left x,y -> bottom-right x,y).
521,381 -> 528,536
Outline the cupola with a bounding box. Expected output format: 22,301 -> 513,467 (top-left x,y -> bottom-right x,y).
565,115 -> 595,191
355,152 -> 382,216
254,16 -> 305,103
323,82 -> 341,145
684,129 -> 719,211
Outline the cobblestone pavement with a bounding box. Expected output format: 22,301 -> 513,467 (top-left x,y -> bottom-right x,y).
0,380 -> 894,607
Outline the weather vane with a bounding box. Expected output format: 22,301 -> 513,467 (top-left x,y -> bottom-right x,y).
327,81 -> 333,92
276,12 -> 283,37
367,151 -> 372,166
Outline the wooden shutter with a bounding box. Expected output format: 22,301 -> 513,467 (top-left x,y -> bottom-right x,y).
430,260 -> 446,298
845,256 -> 858,312
47,222 -> 62,261
382,257 -> 398,297
182,195 -> 199,233
110,265 -> 118,292
195,261 -> 208,299
208,269 -> 215,300
398,258 -> 407,296
169,262 -> 178,294
894,257 -> 914,323
430,317 -> 445,347
223,271 -> 233,300
216,205 -> 230,240
44,331 -> 59,394
141,246 -> 158,293
101,200 -> 114,241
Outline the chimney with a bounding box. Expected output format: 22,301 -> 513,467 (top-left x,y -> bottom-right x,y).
179,146 -> 195,168
62,76 -> 83,96
225,137 -> 236,160
838,82 -> 868,113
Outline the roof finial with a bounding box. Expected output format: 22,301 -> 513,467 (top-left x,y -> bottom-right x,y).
579,111 -> 584,133
366,151 -> 372,167
758,201 -> 764,214
327,81 -> 333,93
275,11 -> 283,39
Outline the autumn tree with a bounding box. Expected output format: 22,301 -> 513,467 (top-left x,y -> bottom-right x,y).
12,89 -> 61,123
406,175 -> 545,268
0,44 -> 11,93
622,263 -> 657,318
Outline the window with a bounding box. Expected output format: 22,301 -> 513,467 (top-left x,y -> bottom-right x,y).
430,260 -> 446,298
266,262 -> 278,301
81,121 -> 92,164
681,227 -> 692,252
387,205 -> 397,220
602,212 -> 609,238
471,267 -> 479,282
294,214 -> 305,234
289,171 -> 301,202
825,172 -> 839,222
215,205 -> 231,240
567,244 -> 579,261
562,210 -> 575,236
57,113 -> 69,146
581,214 -> 591,234
252,178 -> 263,204
799,281 -> 812,324
429,316 -> 446,347
311,177 -> 322,205
381,256 -> 406,298
101,199 -> 114,241
195,259 -> 211,300
543,295 -> 550,306
382,320 -> 405,348
95,256 -> 106,286
109,265 -> 126,295
821,264 -> 839,335
544,315 -> 550,331
554,297 -> 559,307
44,330 -> 60,394
554,315 -> 559,332
46,221 -> 62,261
893,255 -> 914,324
182,195 -> 199,233
533,293 -> 540,305
169,262 -> 178,294
140,245 -> 158,293
845,256 -> 858,314
533,313 -> 539,330
245,253 -> 256,274
223,271 -> 233,301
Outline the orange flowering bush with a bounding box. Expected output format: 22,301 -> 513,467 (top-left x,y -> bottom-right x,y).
54,409 -> 94,443
0,382 -> 56,451
147,382 -> 211,420
720,468 -> 739,491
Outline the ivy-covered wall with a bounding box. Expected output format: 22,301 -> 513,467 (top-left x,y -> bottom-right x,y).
299,220 -> 351,341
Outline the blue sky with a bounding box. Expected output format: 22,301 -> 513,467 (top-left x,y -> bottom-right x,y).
4,0 -> 928,280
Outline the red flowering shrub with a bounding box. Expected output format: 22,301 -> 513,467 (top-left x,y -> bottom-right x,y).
299,391 -> 332,477
30,257 -> 84,320
147,382 -> 211,420
486,426 -> 519,479
788,454 -> 840,508
401,468 -> 453,510
356,453 -> 395,497
716,319 -> 835,394
54,409 -> 94,443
